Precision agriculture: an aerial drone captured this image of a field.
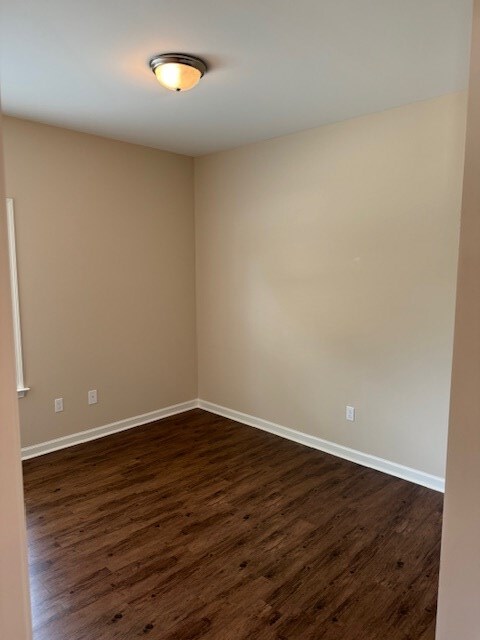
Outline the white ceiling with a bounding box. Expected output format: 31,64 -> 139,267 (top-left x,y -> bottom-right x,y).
0,0 -> 473,156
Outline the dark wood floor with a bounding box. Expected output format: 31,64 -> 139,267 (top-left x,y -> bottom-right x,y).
23,409 -> 442,640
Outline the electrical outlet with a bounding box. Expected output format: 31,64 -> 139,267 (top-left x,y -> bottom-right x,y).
54,398 -> 64,413
88,389 -> 98,405
346,405 -> 355,422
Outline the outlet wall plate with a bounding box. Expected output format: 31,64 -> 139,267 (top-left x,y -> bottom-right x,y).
346,405 -> 355,421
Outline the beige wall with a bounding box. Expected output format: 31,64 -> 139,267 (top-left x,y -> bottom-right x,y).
0,114 -> 32,638
437,1 -> 480,637
2,117 -> 197,447
195,93 -> 466,478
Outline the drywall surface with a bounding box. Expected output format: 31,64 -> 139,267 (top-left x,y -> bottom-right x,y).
437,2 -> 480,637
0,113 -> 32,639
3,117 -> 197,446
195,93 -> 466,477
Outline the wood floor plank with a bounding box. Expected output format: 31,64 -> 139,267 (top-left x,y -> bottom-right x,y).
23,409 -> 442,639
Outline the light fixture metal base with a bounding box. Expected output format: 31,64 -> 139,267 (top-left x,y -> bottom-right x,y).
149,53 -> 207,78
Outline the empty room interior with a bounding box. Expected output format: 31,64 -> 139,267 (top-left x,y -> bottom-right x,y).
1,1 -> 480,639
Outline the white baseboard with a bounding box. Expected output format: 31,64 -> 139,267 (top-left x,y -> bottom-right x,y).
198,400 -> 445,493
22,397 -> 445,493
21,400 -> 198,460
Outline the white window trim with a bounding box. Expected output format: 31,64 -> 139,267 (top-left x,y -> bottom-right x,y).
6,198 -> 29,398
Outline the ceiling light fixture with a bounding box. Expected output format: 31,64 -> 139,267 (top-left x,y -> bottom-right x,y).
149,53 -> 207,92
